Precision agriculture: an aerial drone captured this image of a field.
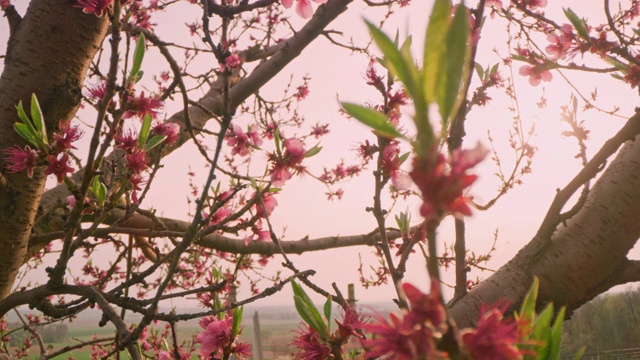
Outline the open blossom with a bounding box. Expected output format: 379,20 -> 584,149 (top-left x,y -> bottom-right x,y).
150,122 -> 180,145
3,145 -> 38,178
254,192 -> 278,217
125,148 -> 150,174
460,305 -> 523,360
545,24 -> 575,60
281,0 -> 327,19
409,143 -> 487,220
364,311 -> 436,359
226,125 -> 262,157
518,61 -> 552,87
76,0 -> 113,17
44,153 -> 75,184
382,141 -> 411,190
624,65 -> 640,89
269,137 -> 306,187
521,0 -> 547,10
53,120 -> 83,153
114,129 -> 139,152
196,316 -> 233,357
123,91 -> 163,120
291,324 -> 331,360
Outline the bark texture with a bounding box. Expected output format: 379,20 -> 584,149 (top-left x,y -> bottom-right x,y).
450,133 -> 640,327
0,0 -> 107,299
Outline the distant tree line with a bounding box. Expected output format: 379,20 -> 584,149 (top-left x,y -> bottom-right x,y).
562,288 -> 640,354
6,323 -> 68,346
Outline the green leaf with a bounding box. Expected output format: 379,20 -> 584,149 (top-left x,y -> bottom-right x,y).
518,276 -> 539,339
573,346 -> 586,360
129,33 -> 146,82
232,306 -> 244,338
13,123 -> 37,146
474,62 -> 485,80
423,0 -> 452,104
274,128 -> 282,157
436,3 -> 470,127
16,101 -> 38,138
91,175 -> 107,207
139,114 -> 153,146
145,135 -> 167,150
563,8 -> 590,40
341,102 -> 403,139
291,280 -> 329,339
323,296 -> 332,332
30,94 -> 47,144
305,145 -> 322,158
548,307 -> 566,360
365,20 -> 420,99
531,303 -> 553,359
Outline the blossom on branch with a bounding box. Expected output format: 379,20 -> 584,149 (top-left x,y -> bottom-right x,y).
44,153 -> 75,184
2,145 -> 38,178
291,325 -> 331,360
409,144 -> 487,220
53,120 -> 83,153
518,61 -> 552,87
76,0 -> 113,17
281,0 -> 327,19
460,305 -> 524,359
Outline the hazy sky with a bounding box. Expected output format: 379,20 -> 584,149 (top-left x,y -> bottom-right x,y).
2,0 -> 639,311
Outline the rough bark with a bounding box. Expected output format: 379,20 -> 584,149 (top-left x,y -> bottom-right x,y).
450,130 -> 640,327
0,0 -> 108,299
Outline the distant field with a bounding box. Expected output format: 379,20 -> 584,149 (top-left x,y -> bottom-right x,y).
5,316 -> 301,359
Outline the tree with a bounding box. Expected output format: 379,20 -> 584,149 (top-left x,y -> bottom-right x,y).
2,0 -> 640,358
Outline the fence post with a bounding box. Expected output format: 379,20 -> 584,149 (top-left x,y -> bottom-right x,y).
253,311 -> 264,360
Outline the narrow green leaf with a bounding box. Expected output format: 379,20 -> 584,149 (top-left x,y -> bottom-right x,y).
323,296 -> 332,332
145,135 -> 167,150
563,8 -> 590,40
490,63 -> 499,75
305,145 -> 322,158
573,346 -> 586,360
139,114 -> 152,146
423,0 -> 452,104
129,33 -> 146,82
341,102 -> 403,139
531,303 -> 553,359
16,101 -> 37,137
274,128 -> 282,157
474,62 -> 484,80
30,94 -> 47,143
232,306 -> 243,337
436,3 -> 470,127
91,175 -> 107,207
548,307 -> 566,360
520,276 -> 539,317
13,123 -> 37,146
291,280 -> 329,339
366,20 -> 419,99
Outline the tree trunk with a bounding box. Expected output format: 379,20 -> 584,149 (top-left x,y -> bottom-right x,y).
450,134 -> 640,327
0,0 -> 108,299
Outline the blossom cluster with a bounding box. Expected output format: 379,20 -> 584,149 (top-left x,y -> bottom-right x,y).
409,144 -> 487,221
195,315 -> 252,359
3,119 -> 82,184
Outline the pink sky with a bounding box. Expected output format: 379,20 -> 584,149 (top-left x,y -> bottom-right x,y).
2,0 -> 639,309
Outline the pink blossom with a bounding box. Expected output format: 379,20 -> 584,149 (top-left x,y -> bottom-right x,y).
0,0 -> 11,10
295,85 -> 310,100
521,0 -> 547,10
281,0 -> 327,19
545,25 -> 575,60
2,145 -> 38,178
291,324 -> 331,360
518,62 -> 552,87
409,143 -> 487,220
460,305 -> 523,360
125,148 -> 150,174
233,341 -> 252,359
284,137 -> 306,161
364,312 -> 436,360
402,282 -> 446,328
485,0 -> 502,8
76,0 -> 113,17
53,120 -> 83,153
123,91 -> 163,120
157,351 -> 171,360
209,207 -> 233,225
114,129 -> 138,152
195,316 -> 233,357
224,54 -> 242,70
311,124 -> 329,138
44,153 -> 75,184
226,125 -> 262,157
254,192 -> 277,217
270,164 -> 292,187
150,122 -> 180,145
